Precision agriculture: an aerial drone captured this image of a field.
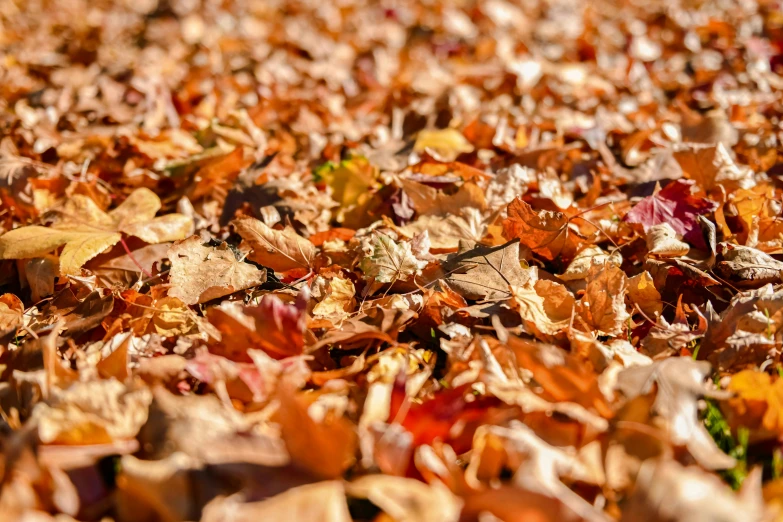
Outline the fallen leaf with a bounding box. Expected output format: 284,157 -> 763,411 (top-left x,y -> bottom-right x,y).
502,198 -> 583,261
443,240 -> 533,300
233,216 -> 315,272
32,379 -> 152,445
623,180 -> 716,248
646,223 -> 690,257
575,264 -> 630,337
715,243 -> 783,288
167,237 -> 266,305
414,128 -> 475,162
0,188 -> 192,275
201,481 -> 351,522
360,233 -> 426,284
346,475 -> 462,522
274,386 -> 358,479
207,290 -> 308,360
615,358 -> 735,469
627,271 -> 663,319
0,293 -> 24,335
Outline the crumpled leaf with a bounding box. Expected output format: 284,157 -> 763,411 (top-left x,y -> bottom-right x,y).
509,278 -> 574,340
167,237 -> 266,305
627,270 -> 663,319
202,481 -> 351,522
32,379 -> 152,445
575,263 -> 630,337
233,216 -> 315,272
715,243 -> 783,288
311,275 -> 356,321
360,233 -> 426,284
502,198 -> 583,261
640,305 -> 707,358
0,188 -> 193,275
615,358 -> 735,469
469,422 -> 609,522
646,223 -> 690,257
558,246 -> 621,281
701,284 -> 783,369
624,180 -> 717,248
0,292 -> 24,335
207,290 -> 308,361
621,459 -> 762,522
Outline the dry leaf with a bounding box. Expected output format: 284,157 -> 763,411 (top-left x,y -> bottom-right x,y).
233,216 -> 315,272
0,189 -> 192,275
616,358 -> 735,469
502,198 -> 583,261
575,264 -> 630,337
360,233 -> 426,284
167,237 -> 266,305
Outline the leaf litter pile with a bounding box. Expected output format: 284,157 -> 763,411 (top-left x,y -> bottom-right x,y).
6,0 -> 783,520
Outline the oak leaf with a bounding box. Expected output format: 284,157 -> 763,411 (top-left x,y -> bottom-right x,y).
0,188 -> 192,275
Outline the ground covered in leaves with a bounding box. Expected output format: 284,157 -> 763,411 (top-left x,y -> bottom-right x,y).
3,0 -> 783,520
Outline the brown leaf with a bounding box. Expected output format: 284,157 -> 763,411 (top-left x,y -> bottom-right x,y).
167,237 -> 266,305
233,216 -> 315,272
575,264 -> 630,337
502,198 -> 583,261
273,386 -> 358,479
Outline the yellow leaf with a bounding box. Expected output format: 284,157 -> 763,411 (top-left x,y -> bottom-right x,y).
317,157 -> 377,211
414,128 -> 474,161
727,370 -> 783,434
0,188 -> 193,275
628,270 -> 663,319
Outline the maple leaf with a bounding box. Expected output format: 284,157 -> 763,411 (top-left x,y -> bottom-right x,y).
207,290 -> 308,361
616,357 -> 735,469
623,180 -> 716,248
725,370 -> 783,436
232,216 -> 315,272
443,240 -> 533,300
360,233 -> 426,284
166,237 -> 266,305
0,188 -> 193,275
502,198 -> 583,261
509,279 -> 574,340
575,263 -> 630,337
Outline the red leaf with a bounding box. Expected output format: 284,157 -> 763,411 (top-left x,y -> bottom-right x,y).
623,180 -> 716,248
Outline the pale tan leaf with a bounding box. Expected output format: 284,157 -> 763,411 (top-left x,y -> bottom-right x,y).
167,236 -> 266,305
359,233 -> 426,284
